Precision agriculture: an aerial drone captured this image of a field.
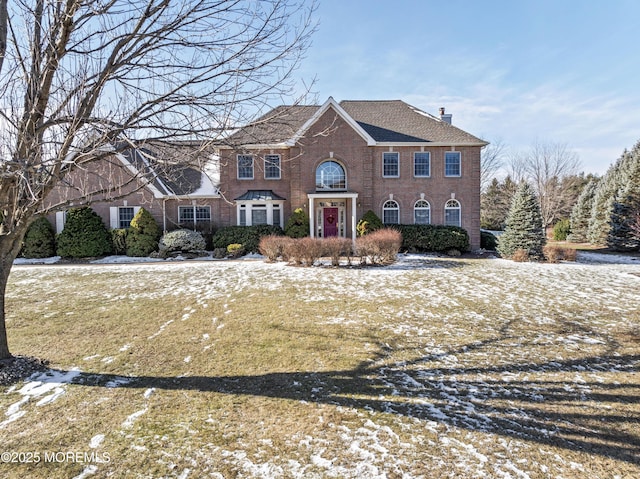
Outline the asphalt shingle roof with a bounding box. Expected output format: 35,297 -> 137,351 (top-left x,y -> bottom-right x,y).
225,99 -> 486,146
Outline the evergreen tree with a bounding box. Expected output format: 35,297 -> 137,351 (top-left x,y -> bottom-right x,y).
284,208 -> 310,238
356,210 -> 383,236
607,194 -> 640,251
480,176 -> 518,230
567,178 -> 599,243
21,217 -> 56,259
497,182 -> 546,259
588,143 -> 640,245
56,207 -> 113,258
126,208 -> 162,257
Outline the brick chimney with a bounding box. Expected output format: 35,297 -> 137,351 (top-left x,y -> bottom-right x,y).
439,107 -> 452,125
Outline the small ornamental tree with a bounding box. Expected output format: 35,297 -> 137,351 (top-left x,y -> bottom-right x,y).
56,207 -> 113,258
284,208 -> 310,238
356,210 -> 383,236
21,217 -> 56,259
126,208 -> 162,257
497,182 -> 546,260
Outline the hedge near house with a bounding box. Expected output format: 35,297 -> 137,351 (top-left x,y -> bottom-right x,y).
356,210 -> 383,236
394,225 -> 470,253
21,216 -> 56,259
212,225 -> 284,253
126,207 -> 162,257
56,207 -> 112,258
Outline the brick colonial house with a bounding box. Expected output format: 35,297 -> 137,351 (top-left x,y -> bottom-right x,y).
47,97 -> 487,249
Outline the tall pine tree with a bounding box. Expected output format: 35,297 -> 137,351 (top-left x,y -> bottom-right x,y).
497,182 -> 546,259
568,178 -> 599,243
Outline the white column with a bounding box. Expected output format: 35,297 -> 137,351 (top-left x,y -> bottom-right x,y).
351,197 -> 357,243
308,196 -> 315,238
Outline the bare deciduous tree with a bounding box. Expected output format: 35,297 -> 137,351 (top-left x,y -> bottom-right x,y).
0,0 -> 317,359
504,140 -> 581,230
480,137 -> 505,192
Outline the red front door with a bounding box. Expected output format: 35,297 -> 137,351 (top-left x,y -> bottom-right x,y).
323,208 -> 339,237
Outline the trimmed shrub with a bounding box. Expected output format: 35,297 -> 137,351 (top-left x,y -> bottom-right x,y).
356,210 -> 383,236
126,207 -> 161,257
258,234 -> 286,262
158,229 -> 206,258
111,228 -> 128,255
356,228 -> 402,265
284,208 -> 310,238
552,219 -> 571,241
394,224 -> 470,253
211,225 -> 284,253
56,207 -> 112,258
322,236 -> 353,266
22,216 -> 56,259
281,237 -> 323,266
480,230 -> 498,250
226,243 -> 245,258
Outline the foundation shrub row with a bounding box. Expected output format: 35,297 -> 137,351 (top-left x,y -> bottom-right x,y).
258,229 -> 403,266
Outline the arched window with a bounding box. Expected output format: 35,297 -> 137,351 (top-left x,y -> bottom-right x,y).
414,200 -> 431,224
444,199 -> 461,226
382,200 -> 399,224
316,161 -> 346,190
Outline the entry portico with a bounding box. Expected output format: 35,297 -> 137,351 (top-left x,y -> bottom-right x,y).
307,192 -> 358,241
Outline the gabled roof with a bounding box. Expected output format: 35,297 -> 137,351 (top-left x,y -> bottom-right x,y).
117,142 -> 220,198
224,97 -> 487,148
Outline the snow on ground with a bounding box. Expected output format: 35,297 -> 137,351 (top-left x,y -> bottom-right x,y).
4,252 -> 640,477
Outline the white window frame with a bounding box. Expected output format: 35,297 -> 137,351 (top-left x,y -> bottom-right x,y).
109,206 -> 141,229
382,152 -> 400,178
414,152 -> 431,177
237,154 -> 254,180
445,151 -> 461,177
237,201 -> 284,227
179,205 -> 211,225
264,154 -> 281,180
414,199 -> 431,224
316,160 -> 347,191
382,199 -> 400,224
444,199 -> 461,226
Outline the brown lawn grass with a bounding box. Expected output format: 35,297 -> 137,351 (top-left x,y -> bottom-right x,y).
0,257 -> 638,478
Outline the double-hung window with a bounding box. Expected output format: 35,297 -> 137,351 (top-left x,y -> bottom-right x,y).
237,155 -> 254,179
264,154 -> 281,179
445,152 -> 461,177
383,152 -> 399,178
445,199 -> 461,226
179,206 -> 211,224
414,152 -> 430,177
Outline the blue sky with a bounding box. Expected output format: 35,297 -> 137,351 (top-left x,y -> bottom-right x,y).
295,0 -> 640,175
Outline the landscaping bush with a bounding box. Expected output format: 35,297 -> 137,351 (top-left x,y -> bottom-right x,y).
284,208 -> 310,238
511,248 -> 530,262
258,234 -> 287,262
158,229 -> 206,258
322,236 -> 353,266
552,219 -> 571,241
211,225 -> 284,253
126,207 -> 161,257
356,228 -> 402,265
480,230 -> 498,250
21,216 -> 56,259
226,243 -> 245,258
543,245 -> 577,263
280,237 -> 323,266
56,207 -> 112,258
394,224 -> 470,253
356,210 -> 383,236
111,228 -> 128,255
